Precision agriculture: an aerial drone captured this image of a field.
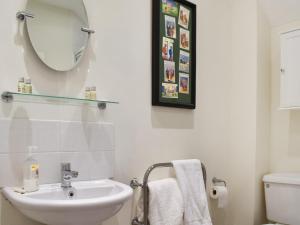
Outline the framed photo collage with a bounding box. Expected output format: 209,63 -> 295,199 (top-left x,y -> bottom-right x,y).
152,0 -> 196,109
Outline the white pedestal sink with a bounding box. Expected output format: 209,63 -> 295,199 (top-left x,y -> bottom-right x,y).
2,179 -> 133,225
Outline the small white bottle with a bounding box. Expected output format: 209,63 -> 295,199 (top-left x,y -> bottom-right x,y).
90,86 -> 97,100
25,78 -> 32,94
85,87 -> 91,99
18,77 -> 24,93
23,146 -> 39,192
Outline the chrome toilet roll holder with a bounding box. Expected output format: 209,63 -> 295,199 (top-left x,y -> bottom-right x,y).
212,177 -> 227,187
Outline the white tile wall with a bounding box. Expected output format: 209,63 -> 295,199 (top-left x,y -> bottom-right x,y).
32,120 -> 60,153
0,153 -> 26,186
0,119 -> 115,187
60,121 -> 89,152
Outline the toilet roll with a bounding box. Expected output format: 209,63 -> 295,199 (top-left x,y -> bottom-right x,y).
210,186 -> 228,208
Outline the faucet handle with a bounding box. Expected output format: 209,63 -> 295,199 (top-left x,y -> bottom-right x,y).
61,162 -> 71,171
72,171 -> 79,178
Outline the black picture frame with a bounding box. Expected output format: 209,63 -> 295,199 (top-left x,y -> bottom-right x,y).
152,0 -> 197,109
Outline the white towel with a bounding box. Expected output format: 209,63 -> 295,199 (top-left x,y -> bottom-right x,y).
148,178 -> 184,225
172,159 -> 212,225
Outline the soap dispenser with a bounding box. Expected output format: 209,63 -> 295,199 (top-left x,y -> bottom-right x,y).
23,146 -> 39,192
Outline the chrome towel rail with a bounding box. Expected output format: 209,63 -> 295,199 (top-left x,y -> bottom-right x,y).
130,162 -> 207,225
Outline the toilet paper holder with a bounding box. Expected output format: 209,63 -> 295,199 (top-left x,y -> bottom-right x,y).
212,177 -> 227,187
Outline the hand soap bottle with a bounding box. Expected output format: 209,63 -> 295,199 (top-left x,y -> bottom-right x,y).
23,146 -> 39,192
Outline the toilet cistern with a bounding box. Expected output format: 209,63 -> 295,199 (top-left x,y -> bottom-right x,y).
61,162 -> 79,188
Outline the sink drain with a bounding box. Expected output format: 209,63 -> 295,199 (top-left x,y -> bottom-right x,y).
68,190 -> 75,198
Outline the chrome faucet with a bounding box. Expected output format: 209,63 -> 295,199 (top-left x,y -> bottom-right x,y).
61,163 -> 79,188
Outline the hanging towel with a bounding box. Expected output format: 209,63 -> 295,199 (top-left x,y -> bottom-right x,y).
172,159 -> 212,225
148,178 -> 184,225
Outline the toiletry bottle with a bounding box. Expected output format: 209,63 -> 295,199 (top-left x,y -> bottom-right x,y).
23,146 -> 39,192
25,78 -> 32,94
90,86 -> 97,100
22,78 -> 26,93
18,77 -> 24,93
85,87 -> 91,99
29,79 -> 33,94
24,79 -> 29,93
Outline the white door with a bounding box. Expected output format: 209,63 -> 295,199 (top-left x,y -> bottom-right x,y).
280,29 -> 300,108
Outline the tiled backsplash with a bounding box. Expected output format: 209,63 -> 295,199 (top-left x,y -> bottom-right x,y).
0,119 -> 115,187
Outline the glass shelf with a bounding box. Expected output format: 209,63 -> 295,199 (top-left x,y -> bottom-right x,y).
1,91 -> 119,110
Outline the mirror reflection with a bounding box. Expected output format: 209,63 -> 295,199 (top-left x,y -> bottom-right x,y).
26,0 -> 90,71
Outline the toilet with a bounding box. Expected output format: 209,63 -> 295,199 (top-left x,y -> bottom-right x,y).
263,173 -> 300,225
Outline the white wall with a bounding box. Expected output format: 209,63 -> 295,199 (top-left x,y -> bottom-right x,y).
255,3 -> 271,224
260,0 -> 300,27
270,21 -> 300,172
228,0 -> 258,224
0,0 -> 269,225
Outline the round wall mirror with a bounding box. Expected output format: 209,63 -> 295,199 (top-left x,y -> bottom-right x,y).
25,0 -> 90,71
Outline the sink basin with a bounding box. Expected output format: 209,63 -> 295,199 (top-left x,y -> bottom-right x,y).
2,179 -> 133,225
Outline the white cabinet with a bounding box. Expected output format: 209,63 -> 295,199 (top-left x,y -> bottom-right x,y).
280,29 -> 300,109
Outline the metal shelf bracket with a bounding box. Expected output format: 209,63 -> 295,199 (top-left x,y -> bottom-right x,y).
1,92 -> 13,103
97,102 -> 106,110
81,27 -> 96,35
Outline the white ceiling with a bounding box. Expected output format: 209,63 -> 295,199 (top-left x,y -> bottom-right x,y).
260,0 -> 300,27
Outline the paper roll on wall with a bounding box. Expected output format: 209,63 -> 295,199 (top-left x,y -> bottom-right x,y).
210,186 -> 228,208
